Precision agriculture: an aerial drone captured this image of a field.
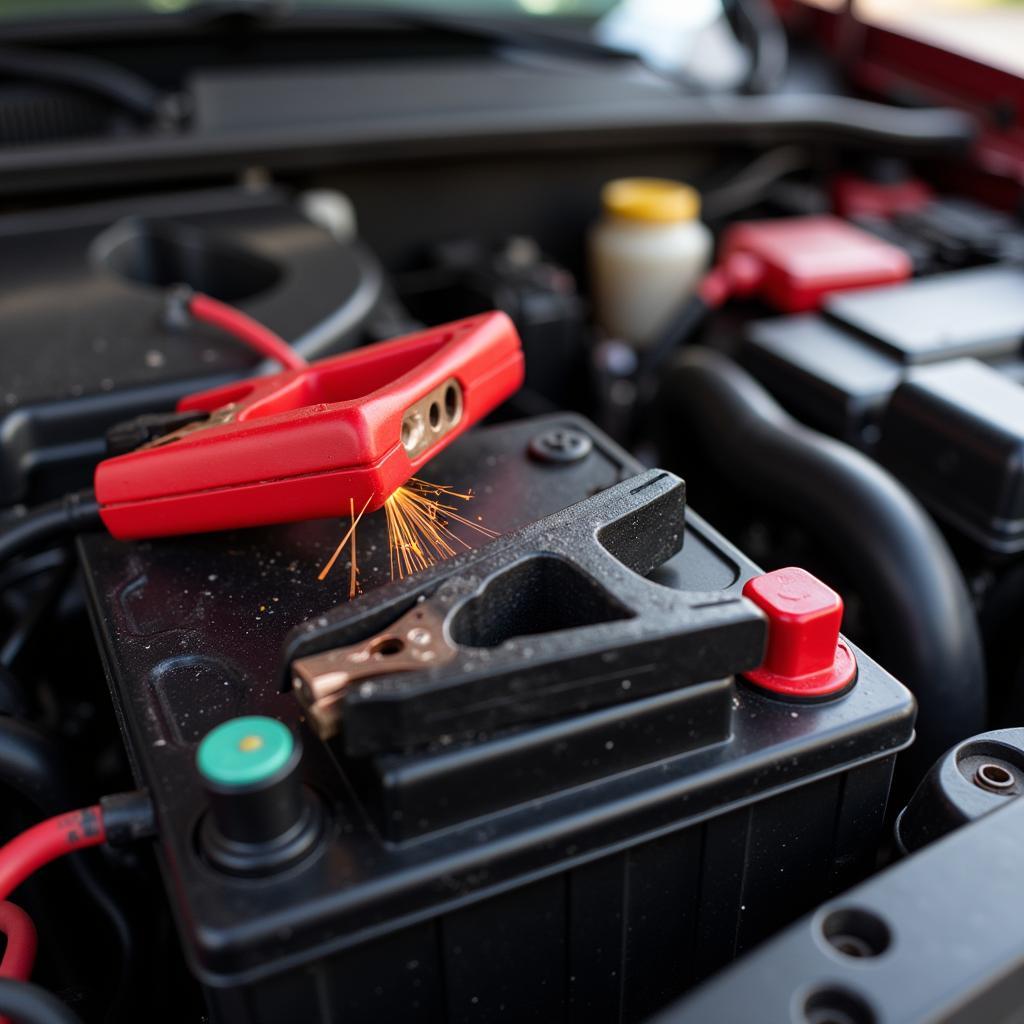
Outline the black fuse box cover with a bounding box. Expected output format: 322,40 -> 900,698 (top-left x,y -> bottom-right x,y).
743,313 -> 902,444
878,358 -> 1024,554
825,264 -> 1024,364
79,415 -> 915,1024
0,186 -> 381,506
742,264 -> 1024,459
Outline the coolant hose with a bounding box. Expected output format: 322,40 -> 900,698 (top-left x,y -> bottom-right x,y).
659,348 -> 985,770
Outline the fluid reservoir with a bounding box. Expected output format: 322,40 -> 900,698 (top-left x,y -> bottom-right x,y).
589,177 -> 712,347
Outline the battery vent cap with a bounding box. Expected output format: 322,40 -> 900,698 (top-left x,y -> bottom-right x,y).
742,567 -> 856,699
197,715 -> 322,875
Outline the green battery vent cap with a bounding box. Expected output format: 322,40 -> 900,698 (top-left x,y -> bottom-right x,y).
196,715 -> 319,875
197,716 -> 294,788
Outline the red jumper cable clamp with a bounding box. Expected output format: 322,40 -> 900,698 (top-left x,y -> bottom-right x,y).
94,311 -> 524,539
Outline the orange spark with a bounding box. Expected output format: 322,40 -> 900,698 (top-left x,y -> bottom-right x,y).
319,479 -> 496,595
317,493 -> 372,594
383,478 -> 497,582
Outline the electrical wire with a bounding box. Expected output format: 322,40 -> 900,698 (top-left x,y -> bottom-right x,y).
0,902 -> 37,981
0,808 -> 105,903
0,554 -> 72,672
0,728 -> 144,1021
0,495 -> 100,572
701,145 -> 809,221
0,552 -> 66,601
0,670 -> 27,719
0,979 -> 81,1024
186,292 -> 308,371
637,250 -> 767,389
0,790 -> 154,1021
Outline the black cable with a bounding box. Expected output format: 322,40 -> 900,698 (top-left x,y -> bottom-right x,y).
725,0 -> 789,95
700,145 -> 809,221
0,551 -> 68,598
638,294 -> 713,389
1,554 -> 73,671
0,493 -> 101,571
0,46 -> 169,124
0,666 -> 28,719
0,979 -> 82,1024
657,348 -> 986,774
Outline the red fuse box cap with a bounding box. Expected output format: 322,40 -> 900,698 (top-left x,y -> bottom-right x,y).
718,215 -> 911,313
742,567 -> 857,700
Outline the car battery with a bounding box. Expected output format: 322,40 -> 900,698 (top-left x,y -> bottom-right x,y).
78,414 -> 914,1024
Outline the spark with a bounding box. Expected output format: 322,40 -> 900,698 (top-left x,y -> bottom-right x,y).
348,497 -> 359,599
384,478 -> 497,582
317,494 -> 372,595
317,479 -> 497,595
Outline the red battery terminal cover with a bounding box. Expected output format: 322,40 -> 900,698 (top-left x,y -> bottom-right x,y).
95,311 -> 524,540
712,215 -> 912,313
741,567 -> 857,700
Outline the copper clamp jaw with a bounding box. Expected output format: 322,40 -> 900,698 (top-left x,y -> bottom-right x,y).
292,603 -> 456,739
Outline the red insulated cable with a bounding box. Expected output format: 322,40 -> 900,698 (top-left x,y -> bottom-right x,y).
0,808 -> 105,903
187,291 -> 308,371
0,902 -> 37,981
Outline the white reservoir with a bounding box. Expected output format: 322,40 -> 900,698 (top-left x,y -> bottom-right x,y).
589,177 -> 712,348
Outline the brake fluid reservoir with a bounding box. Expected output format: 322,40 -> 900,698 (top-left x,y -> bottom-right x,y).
589,177 -> 712,347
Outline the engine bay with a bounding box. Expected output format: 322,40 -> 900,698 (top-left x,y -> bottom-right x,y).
2,3 -> 1024,1022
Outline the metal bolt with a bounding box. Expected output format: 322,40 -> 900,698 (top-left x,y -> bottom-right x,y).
528,427 -> 593,465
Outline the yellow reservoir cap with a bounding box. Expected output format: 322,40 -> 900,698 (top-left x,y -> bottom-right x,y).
602,177 -> 701,224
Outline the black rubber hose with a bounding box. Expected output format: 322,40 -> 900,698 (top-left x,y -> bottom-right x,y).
659,348 -> 985,769
0,979 -> 82,1024
0,493 -> 101,570
725,0 -> 789,95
